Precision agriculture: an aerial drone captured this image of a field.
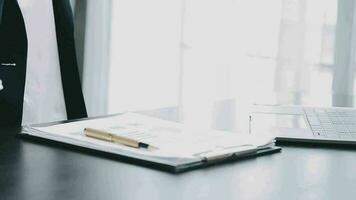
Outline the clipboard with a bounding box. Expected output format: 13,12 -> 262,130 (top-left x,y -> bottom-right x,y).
20,113 -> 281,173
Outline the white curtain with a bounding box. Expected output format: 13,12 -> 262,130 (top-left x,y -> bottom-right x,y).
81,0 -> 112,116
82,0 -> 356,131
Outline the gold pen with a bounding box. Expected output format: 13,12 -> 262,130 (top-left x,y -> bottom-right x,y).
84,128 -> 158,150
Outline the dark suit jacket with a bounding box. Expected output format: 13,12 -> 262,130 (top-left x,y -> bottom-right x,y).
0,0 -> 87,127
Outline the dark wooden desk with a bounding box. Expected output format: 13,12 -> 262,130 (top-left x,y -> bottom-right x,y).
1,108 -> 356,200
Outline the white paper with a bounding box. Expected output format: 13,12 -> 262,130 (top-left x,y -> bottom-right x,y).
23,113 -> 275,161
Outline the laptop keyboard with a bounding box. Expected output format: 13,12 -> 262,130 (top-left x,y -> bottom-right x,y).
304,108 -> 356,140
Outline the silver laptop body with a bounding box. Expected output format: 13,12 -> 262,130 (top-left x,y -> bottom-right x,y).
250,105 -> 356,145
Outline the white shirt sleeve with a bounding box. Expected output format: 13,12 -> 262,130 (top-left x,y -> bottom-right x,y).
18,0 -> 67,125
0,79 -> 3,91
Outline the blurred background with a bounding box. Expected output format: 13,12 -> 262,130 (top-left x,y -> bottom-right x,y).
71,0 -> 356,131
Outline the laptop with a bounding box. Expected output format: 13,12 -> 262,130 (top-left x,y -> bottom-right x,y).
250,105 -> 356,145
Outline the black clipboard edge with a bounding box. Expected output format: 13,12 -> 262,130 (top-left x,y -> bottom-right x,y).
18,132 -> 178,172
18,132 -> 281,173
173,146 -> 281,173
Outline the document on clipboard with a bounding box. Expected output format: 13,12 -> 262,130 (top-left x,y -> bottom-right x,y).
21,113 -> 281,172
